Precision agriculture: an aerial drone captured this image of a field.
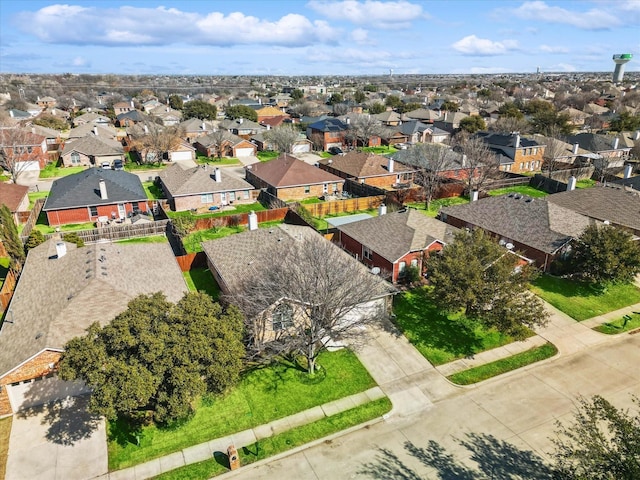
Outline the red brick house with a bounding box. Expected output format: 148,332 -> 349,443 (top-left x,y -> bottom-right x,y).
43,168 -> 149,225
0,240 -> 187,415
318,151 -> 415,189
0,127 -> 49,169
306,118 -> 348,151
194,131 -> 257,158
336,208 -> 458,283
245,153 -> 344,201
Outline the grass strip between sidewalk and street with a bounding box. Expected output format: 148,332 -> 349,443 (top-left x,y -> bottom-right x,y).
151,397 -> 392,480
0,416 -> 12,480
531,275 -> 640,321
108,349 -> 376,471
594,314 -> 640,335
447,343 -> 558,385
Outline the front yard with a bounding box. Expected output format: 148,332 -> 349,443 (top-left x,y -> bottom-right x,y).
531,275 -> 640,321
39,164 -> 85,179
108,349 -> 378,471
393,287 -> 522,365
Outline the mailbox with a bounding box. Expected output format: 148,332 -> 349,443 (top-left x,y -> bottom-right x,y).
227,444 -> 240,470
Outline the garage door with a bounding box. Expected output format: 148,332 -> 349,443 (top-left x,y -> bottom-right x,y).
170,151 -> 193,161
235,148 -> 255,157
7,376 -> 91,411
292,143 -> 311,154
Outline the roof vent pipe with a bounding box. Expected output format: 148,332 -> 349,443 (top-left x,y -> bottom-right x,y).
567,176 -> 577,191
623,164 -> 633,179
572,143 -> 579,155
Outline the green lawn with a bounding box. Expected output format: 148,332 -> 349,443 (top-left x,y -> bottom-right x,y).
0,416 -> 12,480
108,349 -> 376,471
195,155 -> 242,166
359,146 -> 398,155
183,268 -> 220,299
142,181 -> 165,200
299,197 -> 323,205
487,186 -> 547,198
166,202 -> 267,220
576,179 -> 596,189
531,275 -> 640,321
447,343 -> 558,385
27,190 -> 49,209
393,287 -> 520,365
182,226 -> 246,253
407,197 -> 469,218
39,164 -> 85,179
594,313 -> 640,334
152,398 -> 391,480
124,162 -> 165,172
257,151 -> 280,162
115,236 -> 167,245
32,209 -> 95,234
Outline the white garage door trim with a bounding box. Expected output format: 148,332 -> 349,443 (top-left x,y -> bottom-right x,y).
235,148 -> 255,157
170,151 -> 193,161
7,375 -> 91,411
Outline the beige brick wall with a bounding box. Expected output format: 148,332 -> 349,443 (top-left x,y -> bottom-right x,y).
277,183 -> 343,201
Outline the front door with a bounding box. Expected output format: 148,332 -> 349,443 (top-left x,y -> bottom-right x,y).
117,203 -> 126,219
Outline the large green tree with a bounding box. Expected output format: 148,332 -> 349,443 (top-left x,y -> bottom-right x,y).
0,204 -> 25,270
225,104 -> 258,122
168,94 -> 183,110
568,224 -> 640,286
609,112 -> 640,132
459,115 -> 486,133
59,292 -> 245,424
182,100 -> 217,121
426,229 -> 548,339
552,395 -> 640,480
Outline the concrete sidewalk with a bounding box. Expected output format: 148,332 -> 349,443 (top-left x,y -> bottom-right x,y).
97,387 -> 385,480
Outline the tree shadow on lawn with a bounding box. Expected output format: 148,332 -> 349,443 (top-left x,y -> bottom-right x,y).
359,432 -> 553,480
393,289 -> 489,363
532,275 -> 603,298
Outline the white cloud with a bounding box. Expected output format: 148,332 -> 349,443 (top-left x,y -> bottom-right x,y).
451,35 -> 518,55
307,0 -> 425,27
351,28 -> 373,44
16,5 -> 339,47
510,1 -> 621,30
539,45 -> 569,54
72,56 -> 89,67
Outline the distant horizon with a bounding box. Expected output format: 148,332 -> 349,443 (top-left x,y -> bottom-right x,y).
1,1 -> 638,76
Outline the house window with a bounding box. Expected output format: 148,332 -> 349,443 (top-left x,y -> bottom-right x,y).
505,164 -> 511,171
323,183 -> 328,194
26,147 -> 33,154
243,190 -> 250,199
333,183 -> 338,193
229,191 -> 236,201
304,186 -> 310,194
398,261 -> 407,276
70,152 -> 81,165
201,193 -> 213,203
362,246 -> 372,260
411,259 -> 418,268
47,138 -> 56,145
90,206 -> 98,217
272,303 -> 294,331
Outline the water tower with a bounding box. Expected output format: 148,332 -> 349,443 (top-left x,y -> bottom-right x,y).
612,54 -> 632,83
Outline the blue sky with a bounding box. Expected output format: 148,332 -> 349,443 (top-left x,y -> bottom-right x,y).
0,0 -> 638,75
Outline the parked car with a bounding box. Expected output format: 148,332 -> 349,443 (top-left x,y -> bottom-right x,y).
100,161 -> 111,169
328,147 -> 343,155
113,159 -> 124,170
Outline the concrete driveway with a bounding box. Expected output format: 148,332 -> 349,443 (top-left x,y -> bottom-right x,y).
6,395 -> 107,480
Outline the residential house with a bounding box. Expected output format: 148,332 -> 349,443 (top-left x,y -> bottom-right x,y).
72,112 -> 111,127
180,118 -> 214,142
318,151 -> 415,188
306,118 -> 348,151
245,153 -> 344,200
0,127 -> 49,169
476,131 -> 545,174
43,168 -> 149,225
67,123 -> 119,142
167,140 -> 196,162
336,208 -> 458,283
440,194 -> 592,271
0,240 -> 187,415
35,96 -> 57,109
201,224 -> 394,341
60,135 -> 124,167
0,183 -> 29,224
30,124 -> 63,161
158,162 -> 255,211
391,145 -> 479,181
422,125 -> 451,144
194,131 -> 257,158
566,133 -> 632,167
371,111 -> 402,126
398,120 -> 437,144
546,185 -> 640,236
434,111 -> 468,133
112,101 -> 135,115
404,108 -> 441,124
251,133 -> 312,154
219,118 -> 264,140
255,105 -> 288,123
116,110 -> 147,127
149,105 -> 182,126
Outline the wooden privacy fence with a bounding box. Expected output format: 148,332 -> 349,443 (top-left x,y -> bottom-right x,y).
19,198 -> 45,240
175,251 -> 207,272
192,208 -> 289,232
30,219 -> 171,244
303,196 -> 386,217
0,270 -> 18,313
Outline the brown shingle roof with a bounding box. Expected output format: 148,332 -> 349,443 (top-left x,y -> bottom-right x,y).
248,154 -> 344,188
319,151 -> 414,179
546,186 -> 640,232
441,194 -> 592,254
0,183 -> 29,212
0,240 -> 188,378
338,209 -> 458,263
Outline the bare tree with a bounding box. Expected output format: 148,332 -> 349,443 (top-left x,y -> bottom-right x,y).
0,124 -> 46,183
541,131 -> 567,178
230,238 -> 392,374
263,124 -> 299,153
129,121 -> 183,165
491,115 -> 530,134
402,143 -> 451,209
208,129 -> 228,159
452,133 -> 501,193
348,114 -> 384,148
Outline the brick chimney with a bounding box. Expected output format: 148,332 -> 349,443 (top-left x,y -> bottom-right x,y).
99,179 -> 108,199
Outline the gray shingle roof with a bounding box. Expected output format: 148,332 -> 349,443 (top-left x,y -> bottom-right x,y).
546,185 -> 640,232
338,209 -> 458,263
565,133 -> 631,153
43,168 -> 147,210
159,162 -> 254,197
0,240 -> 188,378
61,135 -> 123,157
441,194 -> 592,254
202,224 -> 393,297
308,118 -> 348,132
